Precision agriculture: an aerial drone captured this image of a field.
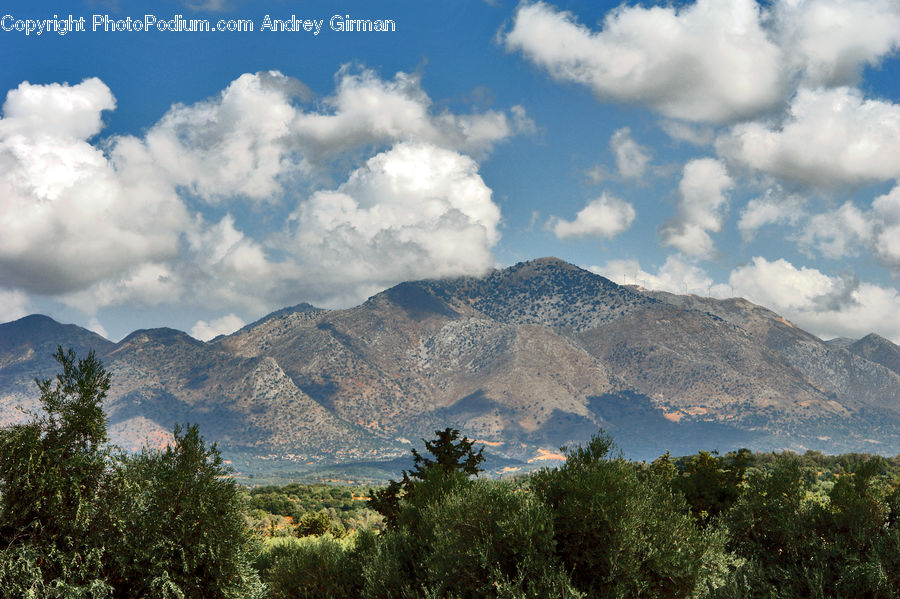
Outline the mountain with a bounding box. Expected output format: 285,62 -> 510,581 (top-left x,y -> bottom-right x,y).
2,258 -> 900,466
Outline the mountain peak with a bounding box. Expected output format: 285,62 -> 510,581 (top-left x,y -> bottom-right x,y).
119,327 -> 204,347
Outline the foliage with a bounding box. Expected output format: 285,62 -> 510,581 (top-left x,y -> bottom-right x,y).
0,347 -> 115,597
531,432 -> 715,599
0,348 -> 263,598
111,423 -> 264,598
369,427 -> 484,526
673,448 -> 751,525
257,536 -> 363,599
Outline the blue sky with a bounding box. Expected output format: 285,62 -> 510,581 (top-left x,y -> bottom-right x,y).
2,0 -> 900,343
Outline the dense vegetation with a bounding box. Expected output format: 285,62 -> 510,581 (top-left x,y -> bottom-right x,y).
5,348 -> 900,597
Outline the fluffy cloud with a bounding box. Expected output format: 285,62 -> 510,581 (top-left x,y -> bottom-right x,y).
282,142 -> 501,305
660,158 -> 734,257
594,254 -> 900,342
871,186 -> 900,269
590,255 -> 722,296
738,188 -> 806,241
1,69 -> 523,321
506,0 -> 900,125
0,288 -> 30,323
293,68 -> 533,159
800,202 -> 871,259
728,257 -> 900,342
610,127 -> 650,180
144,72 -> 303,203
191,313 -> 246,341
775,0 -> 900,86
791,186 -> 900,270
0,79 -> 188,295
504,0 -> 786,123
729,256 -> 836,311
551,193 -> 635,240
718,87 -> 900,186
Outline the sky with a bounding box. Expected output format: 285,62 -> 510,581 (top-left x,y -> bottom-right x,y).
1,0 -> 900,344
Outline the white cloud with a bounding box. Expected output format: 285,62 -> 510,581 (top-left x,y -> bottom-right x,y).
504,0 -> 786,123
0,288 -> 30,323
590,255 -> 723,296
281,142 -> 501,306
872,185 -> 900,269
291,67 -> 532,160
660,158 -> 734,257
718,87 -> 900,186
775,0 -> 900,87
738,188 -> 806,240
610,127 -> 650,179
61,262 -> 181,313
729,256 -> 835,311
659,120 -> 716,146
191,313 -> 246,341
142,67 -> 531,204
595,254 -> 900,342
728,256 -> 900,342
87,316 -> 108,339
0,79 -> 188,295
145,71 -> 302,203
800,202 -> 872,259
551,193 -> 635,240
0,68 -> 529,319
789,185 -> 900,271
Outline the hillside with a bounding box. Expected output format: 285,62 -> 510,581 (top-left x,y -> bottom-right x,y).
2,257 -> 900,464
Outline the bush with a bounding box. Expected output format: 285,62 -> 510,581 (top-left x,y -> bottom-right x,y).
259,536 -> 363,599
531,433 -> 715,599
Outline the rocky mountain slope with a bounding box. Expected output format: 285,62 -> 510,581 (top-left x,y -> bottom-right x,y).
2,258 -> 899,464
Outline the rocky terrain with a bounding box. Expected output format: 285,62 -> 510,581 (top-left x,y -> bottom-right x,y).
2,257 -> 900,466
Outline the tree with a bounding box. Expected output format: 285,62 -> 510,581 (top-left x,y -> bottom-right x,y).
0,348 -> 264,598
368,427 -> 484,525
0,347 -> 116,597
531,432 -> 714,598
409,427 -> 484,479
112,424 -> 264,599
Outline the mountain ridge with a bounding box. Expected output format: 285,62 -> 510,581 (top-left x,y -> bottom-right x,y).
2,257 -> 899,464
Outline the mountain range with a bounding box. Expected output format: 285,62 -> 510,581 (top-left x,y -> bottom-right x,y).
2,257 -> 900,471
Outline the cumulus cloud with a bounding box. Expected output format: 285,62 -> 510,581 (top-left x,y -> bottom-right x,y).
551,193 -> 635,240
595,254 -> 900,342
610,127 -> 650,179
659,120 -> 716,146
718,87 -> 900,186
729,256 -> 835,311
590,255 -> 723,296
0,78 -> 188,295
191,313 -> 246,341
281,142 -> 501,306
788,185 -> 900,271
144,72 -> 304,203
1,68 -> 524,322
291,67 -> 533,160
0,288 -> 30,323
660,158 -> 734,257
775,0 -> 900,87
800,202 -> 872,259
505,0 -> 900,125
728,256 -> 900,342
871,185 -> 900,269
738,188 -> 807,241
504,0 -> 786,123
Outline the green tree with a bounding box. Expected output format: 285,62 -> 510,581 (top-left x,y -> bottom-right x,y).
112,424 -> 264,599
531,432 -> 714,598
0,347 -> 115,597
0,348 -> 263,598
369,427 -> 484,526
